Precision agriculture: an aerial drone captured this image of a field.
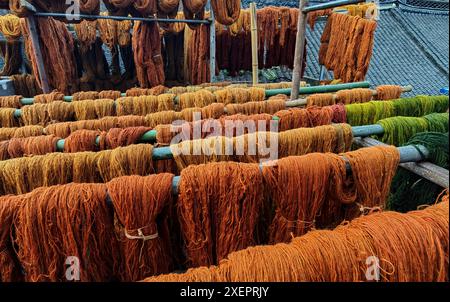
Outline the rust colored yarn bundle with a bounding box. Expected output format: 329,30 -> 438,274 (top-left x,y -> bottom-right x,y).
13,183 -> 118,282
331,103 -> 347,123
0,108 -> 19,127
179,90 -> 216,109
15,0 -> 100,15
100,127 -> 152,149
306,93 -> 335,107
211,0 -> 241,26
320,13 -> 377,82
10,74 -> 43,98
0,40 -> 21,76
147,198 -> 448,282
0,135 -> 59,161
214,87 -> 265,105
226,99 -> 286,115
155,113 -> 273,145
0,125 -> 44,141
178,162 -> 264,268
45,116 -> 148,138
184,24 -> 210,84
104,0 -> 157,16
308,9 -> 332,30
63,127 -> 152,153
41,102 -> 224,139
72,91 -> 99,101
275,106 -> 334,132
263,146 -> 399,244
20,101 -> 74,126
107,174 -> 175,281
158,0 -> 180,16
0,96 -> 21,108
182,0 -> 207,26
73,99 -> 115,120
263,153 -> 342,243
74,20 -> 98,52
63,130 -> 101,153
278,124 -> 353,158
21,17 -> 78,94
99,90 -> 123,100
258,7 -> 302,70
0,195 -> 22,282
126,86 -> 168,96
0,144 -> 155,195
376,85 -> 403,100
34,91 -> 64,104
133,21 -> 165,88
116,95 -> 175,116
336,88 -> 373,104
170,124 -> 353,170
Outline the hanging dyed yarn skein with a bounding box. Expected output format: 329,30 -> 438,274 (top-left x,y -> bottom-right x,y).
133,21 -> 165,88
211,0 -> 241,26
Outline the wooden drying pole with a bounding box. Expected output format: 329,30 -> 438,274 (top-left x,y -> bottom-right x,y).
290,0 -> 366,100
207,0 -> 217,83
20,0 -> 50,93
250,2 -> 258,86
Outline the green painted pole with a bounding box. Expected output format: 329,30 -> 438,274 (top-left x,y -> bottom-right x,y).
19,82 -> 371,106
266,81 -> 370,97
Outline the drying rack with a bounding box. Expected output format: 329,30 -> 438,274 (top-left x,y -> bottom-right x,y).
17,0 -> 218,94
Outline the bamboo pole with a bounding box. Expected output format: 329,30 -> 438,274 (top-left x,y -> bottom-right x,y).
290,0 -> 308,100
250,2 -> 259,86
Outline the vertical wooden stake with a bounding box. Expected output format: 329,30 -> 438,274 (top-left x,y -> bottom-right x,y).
250,2 -> 259,86
209,1 -> 216,83
290,0 -> 308,100
26,15 -> 50,93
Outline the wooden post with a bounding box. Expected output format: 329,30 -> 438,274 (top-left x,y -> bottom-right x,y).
208,0 -> 216,83
290,0 -> 308,100
250,2 -> 258,86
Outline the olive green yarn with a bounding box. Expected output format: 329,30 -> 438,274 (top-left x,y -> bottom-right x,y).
377,113 -> 449,146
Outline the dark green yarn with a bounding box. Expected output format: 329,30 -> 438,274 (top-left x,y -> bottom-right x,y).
377,113 -> 449,146
388,132 -> 449,213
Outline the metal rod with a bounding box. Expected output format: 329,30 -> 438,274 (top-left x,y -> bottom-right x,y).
33,12 -> 212,24
19,82 -> 373,106
303,0 -> 365,13
269,81 -> 370,97
290,0 -> 308,100
250,2 -> 259,86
